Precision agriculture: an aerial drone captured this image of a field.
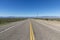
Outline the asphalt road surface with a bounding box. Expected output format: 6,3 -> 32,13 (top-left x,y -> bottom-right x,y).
0,19 -> 60,40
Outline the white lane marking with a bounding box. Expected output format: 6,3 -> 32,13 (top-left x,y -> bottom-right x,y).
0,21 -> 25,33
0,26 -> 15,33
35,20 -> 60,32
0,20 -> 27,33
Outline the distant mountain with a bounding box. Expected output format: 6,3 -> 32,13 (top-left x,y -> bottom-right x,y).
38,16 -> 60,19
0,16 -> 60,19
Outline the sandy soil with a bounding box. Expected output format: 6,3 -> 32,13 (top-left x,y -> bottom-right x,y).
41,20 -> 60,27
35,19 -> 60,31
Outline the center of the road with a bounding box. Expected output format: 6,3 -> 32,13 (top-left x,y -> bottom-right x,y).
30,22 -> 35,40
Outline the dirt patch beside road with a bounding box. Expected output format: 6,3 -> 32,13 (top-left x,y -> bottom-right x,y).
35,19 -> 60,31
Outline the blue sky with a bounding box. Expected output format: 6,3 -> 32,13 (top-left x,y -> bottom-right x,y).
0,0 -> 60,17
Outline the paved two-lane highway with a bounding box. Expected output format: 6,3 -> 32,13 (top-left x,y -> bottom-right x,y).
0,20 -> 30,40
0,19 -> 60,40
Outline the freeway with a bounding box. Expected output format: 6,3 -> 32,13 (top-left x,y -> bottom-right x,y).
0,19 -> 60,40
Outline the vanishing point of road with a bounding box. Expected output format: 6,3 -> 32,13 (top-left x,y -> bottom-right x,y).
0,19 -> 60,40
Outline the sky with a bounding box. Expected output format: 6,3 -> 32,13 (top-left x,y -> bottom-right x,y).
0,0 -> 60,17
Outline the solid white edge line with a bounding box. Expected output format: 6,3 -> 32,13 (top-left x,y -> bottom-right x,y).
0,26 -> 15,33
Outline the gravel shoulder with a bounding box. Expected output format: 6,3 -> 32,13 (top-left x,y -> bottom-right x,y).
34,19 -> 60,31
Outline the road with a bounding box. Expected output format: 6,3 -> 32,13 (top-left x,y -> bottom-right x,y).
0,19 -> 60,40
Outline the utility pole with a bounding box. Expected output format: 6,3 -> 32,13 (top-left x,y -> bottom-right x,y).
37,7 -> 39,18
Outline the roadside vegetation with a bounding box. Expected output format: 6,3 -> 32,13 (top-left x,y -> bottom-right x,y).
0,17 -> 27,24
35,18 -> 60,21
